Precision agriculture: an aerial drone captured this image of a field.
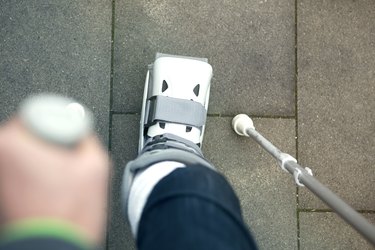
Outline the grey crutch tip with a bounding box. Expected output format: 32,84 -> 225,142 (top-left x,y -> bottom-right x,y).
232,114 -> 255,136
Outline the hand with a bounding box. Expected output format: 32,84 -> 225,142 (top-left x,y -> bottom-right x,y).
0,119 -> 110,244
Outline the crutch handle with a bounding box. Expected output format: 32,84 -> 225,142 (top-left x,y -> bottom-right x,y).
19,94 -> 94,147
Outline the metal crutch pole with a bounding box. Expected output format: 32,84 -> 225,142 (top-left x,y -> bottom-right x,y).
232,114 -> 375,246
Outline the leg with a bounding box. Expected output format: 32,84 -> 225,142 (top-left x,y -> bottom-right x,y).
137,163 -> 257,250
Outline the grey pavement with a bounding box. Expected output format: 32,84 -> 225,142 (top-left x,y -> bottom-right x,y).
109,114 -> 138,250
112,0 -> 296,116
0,0 -> 112,144
0,0 -> 374,250
299,213 -> 375,250
297,0 -> 375,211
203,117 -> 297,250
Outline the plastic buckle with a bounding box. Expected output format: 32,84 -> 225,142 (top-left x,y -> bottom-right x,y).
293,167 -> 313,187
278,153 -> 297,173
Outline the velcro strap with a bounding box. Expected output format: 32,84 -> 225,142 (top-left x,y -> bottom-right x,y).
145,96 -> 207,127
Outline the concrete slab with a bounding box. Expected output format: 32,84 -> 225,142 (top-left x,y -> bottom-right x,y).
113,0 -> 296,116
203,117 -> 297,249
297,0 -> 375,209
108,114 -> 138,250
0,0 -> 112,144
299,212 -> 375,249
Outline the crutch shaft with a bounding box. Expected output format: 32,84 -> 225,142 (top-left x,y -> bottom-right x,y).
245,127 -> 375,246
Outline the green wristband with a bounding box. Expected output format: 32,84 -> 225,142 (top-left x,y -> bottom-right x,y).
0,218 -> 92,249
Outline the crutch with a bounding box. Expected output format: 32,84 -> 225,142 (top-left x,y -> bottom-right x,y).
232,114 -> 375,246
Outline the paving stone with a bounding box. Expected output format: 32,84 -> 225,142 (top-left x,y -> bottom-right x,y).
0,0 -> 112,144
299,212 -> 375,249
203,117 -> 297,249
297,0 -> 375,209
108,114 -> 138,250
113,0 -> 295,116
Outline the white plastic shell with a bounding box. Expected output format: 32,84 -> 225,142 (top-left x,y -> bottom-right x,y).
139,55 -> 213,152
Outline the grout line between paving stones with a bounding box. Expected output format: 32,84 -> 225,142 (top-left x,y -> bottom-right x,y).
111,111 -> 296,119
108,0 -> 116,153
106,1 -> 116,249
294,0 -> 300,249
112,111 -> 140,115
299,209 -> 375,214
